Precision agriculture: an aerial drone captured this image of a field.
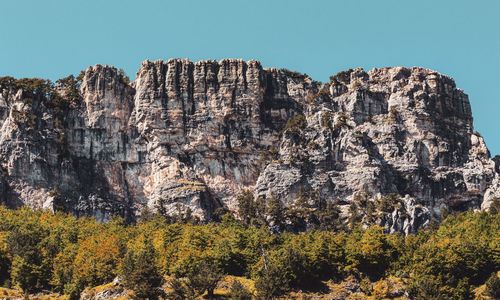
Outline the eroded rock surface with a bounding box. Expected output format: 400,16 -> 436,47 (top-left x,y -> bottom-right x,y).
0,60 -> 497,232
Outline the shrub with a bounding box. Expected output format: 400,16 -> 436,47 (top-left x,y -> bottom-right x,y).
229,279 -> 252,300
320,111 -> 334,129
485,272 -> 500,299
167,277 -> 197,300
283,114 -> 307,134
334,113 -> 348,130
266,195 -> 284,231
0,233 -> 10,287
376,194 -> 402,214
329,70 -> 352,85
7,220 -> 49,294
117,69 -> 131,85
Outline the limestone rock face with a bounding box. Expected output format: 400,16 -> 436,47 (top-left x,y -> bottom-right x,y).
0,60 -> 497,232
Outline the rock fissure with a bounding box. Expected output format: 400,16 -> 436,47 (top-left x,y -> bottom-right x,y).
0,60 -> 497,233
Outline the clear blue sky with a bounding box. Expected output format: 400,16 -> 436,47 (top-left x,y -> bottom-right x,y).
1,0 -> 498,155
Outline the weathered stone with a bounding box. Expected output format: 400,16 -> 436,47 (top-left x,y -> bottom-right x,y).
0,60 -> 497,233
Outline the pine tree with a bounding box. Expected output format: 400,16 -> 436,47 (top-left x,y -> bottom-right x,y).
7,223 -> 47,296
11,256 -> 42,299
236,190 -> 256,226
120,238 -> 164,299
266,195 -> 284,231
185,258 -> 223,298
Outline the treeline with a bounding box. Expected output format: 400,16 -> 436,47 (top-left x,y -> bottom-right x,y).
0,206 -> 498,299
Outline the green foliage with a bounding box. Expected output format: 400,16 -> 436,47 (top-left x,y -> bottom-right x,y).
7,218 -> 49,294
0,232 -> 10,287
485,272 -> 500,299
407,211 -> 500,299
266,195 -> 284,231
306,88 -> 330,102
315,199 -> 343,231
283,114 -> 307,134
0,205 -> 498,298
253,250 -> 293,299
53,75 -> 81,108
376,193 -> 402,213
0,74 -> 82,110
329,69 -> 353,84
187,258 -> 224,298
345,226 -> 401,280
237,190 -> 257,226
71,232 -> 122,292
1,77 -> 53,96
334,112 -> 348,130
117,68 -> 131,85
489,198 -> 500,214
320,111 -> 334,129
120,238 -> 164,299
167,277 -> 197,300
258,146 -> 279,166
348,192 -> 376,228
172,256 -> 224,298
229,279 -> 252,300
236,191 -> 267,227
50,244 -> 77,295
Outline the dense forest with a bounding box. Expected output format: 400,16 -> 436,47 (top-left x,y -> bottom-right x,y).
0,205 -> 498,299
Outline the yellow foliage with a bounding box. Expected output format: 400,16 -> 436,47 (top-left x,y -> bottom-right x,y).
72,232 -> 122,288
371,276 -> 406,299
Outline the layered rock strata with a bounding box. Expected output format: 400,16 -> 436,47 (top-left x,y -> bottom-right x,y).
0,59 -> 497,233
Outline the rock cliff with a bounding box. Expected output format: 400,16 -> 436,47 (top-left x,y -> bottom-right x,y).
0,59 -> 498,233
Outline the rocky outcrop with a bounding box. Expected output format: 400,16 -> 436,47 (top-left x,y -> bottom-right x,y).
0,60 -> 497,232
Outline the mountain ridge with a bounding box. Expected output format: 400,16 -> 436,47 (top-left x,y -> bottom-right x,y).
0,59 -> 498,233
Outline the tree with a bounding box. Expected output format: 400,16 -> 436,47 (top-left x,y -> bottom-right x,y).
117,69 -> 131,85
229,279 -> 252,300
488,198 -> 500,214
407,212 -> 499,299
185,258 -> 223,298
10,256 -> 43,299
266,195 -> 284,232
0,232 -> 10,287
345,226 -> 399,280
167,277 -> 197,300
0,199 -> 499,299
7,222 -> 49,296
376,194 -> 402,214
50,245 -> 77,296
237,190 -> 256,226
253,249 -> 294,299
316,200 -> 343,231
71,233 -> 122,293
120,238 -> 164,299
283,114 -> 307,134
53,75 -> 81,108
